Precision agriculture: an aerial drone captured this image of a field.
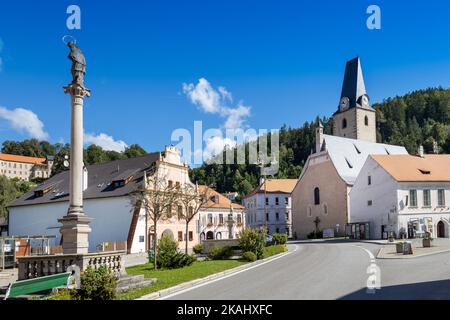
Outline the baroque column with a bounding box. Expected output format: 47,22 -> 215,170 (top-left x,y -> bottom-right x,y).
58,41 -> 92,254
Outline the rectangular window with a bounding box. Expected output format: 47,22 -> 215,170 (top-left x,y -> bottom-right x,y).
219,214 -> 224,225
438,189 -> 446,207
266,213 -> 269,221
409,190 -> 418,207
139,236 -> 145,243
177,205 -> 183,216
285,212 -> 289,221
208,214 -> 213,225
275,197 -> 279,205
175,181 -> 180,189
237,214 -> 242,224
276,212 -> 279,221
423,190 -> 431,207
178,231 -> 183,242
368,176 -> 372,185
285,197 -> 289,205
265,197 -> 269,205
189,231 -> 193,241
367,200 -> 373,206
168,180 -> 173,188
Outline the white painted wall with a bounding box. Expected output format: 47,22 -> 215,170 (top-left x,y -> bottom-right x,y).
8,196 -> 144,253
243,193 -> 292,236
349,157 -> 398,239
199,208 -> 245,240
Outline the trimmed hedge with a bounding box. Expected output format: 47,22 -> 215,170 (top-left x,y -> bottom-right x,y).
207,246 -> 233,260
272,233 -> 288,245
242,251 -> 257,262
263,245 -> 288,259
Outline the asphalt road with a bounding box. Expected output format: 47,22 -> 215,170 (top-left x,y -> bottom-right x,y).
163,241 -> 450,300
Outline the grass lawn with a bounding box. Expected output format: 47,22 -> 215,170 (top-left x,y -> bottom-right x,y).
117,260 -> 247,300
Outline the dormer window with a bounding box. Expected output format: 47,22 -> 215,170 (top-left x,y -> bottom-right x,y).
111,169 -> 136,188
34,183 -> 56,197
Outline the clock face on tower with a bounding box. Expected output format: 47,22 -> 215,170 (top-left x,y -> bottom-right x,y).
340,97 -> 350,111
360,95 -> 370,108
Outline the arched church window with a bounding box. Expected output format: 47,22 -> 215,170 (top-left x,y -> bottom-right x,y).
314,187 -> 320,205
342,118 -> 347,129
365,115 -> 369,126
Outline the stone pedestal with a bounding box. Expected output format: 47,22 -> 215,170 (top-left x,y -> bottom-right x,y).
58,215 -> 92,255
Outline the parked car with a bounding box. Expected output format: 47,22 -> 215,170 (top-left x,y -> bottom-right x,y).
266,234 -> 274,245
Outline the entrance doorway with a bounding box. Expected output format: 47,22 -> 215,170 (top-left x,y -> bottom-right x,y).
437,221 -> 446,238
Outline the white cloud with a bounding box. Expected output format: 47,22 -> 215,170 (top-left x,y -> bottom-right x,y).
182,78 -> 251,130
0,106 -> 49,140
182,78 -> 252,162
203,136 -> 237,160
84,132 -> 128,152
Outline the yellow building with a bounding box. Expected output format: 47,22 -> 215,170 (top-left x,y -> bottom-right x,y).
0,153 -> 54,181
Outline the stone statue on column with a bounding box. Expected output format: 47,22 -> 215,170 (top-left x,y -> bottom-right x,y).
59,39 -> 91,254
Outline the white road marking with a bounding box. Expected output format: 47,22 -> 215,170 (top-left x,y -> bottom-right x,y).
158,244 -> 299,300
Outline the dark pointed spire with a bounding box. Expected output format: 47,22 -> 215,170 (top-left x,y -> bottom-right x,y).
338,57 -> 371,111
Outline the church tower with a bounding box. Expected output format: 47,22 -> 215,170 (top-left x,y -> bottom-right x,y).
332,57 -> 376,143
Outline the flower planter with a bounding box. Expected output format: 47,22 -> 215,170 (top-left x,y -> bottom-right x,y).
423,239 -> 432,248
396,243 -> 404,253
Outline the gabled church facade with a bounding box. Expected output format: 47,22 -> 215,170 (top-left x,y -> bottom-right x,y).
291,57 -> 408,239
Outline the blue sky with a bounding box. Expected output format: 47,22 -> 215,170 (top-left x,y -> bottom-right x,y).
0,0 -> 450,160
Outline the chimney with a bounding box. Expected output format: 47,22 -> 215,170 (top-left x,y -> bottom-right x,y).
83,165 -> 88,191
315,120 -> 324,153
418,145 -> 425,158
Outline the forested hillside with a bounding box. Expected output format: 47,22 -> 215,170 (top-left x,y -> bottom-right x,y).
190,87 -> 450,197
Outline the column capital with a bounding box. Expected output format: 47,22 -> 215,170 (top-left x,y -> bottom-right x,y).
63,83 -> 91,98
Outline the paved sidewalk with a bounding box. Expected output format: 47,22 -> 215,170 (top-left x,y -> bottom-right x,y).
377,243 -> 450,259
0,269 -> 18,288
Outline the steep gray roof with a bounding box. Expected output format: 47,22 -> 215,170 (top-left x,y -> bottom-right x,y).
338,57 -> 371,111
8,153 -> 160,208
318,135 -> 408,185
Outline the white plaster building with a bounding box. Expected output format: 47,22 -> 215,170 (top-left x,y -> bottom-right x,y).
243,179 -> 297,237
350,154 -> 450,239
7,147 -> 200,254
198,186 -> 245,241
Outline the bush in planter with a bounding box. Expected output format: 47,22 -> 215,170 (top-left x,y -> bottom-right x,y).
273,233 -> 288,245
242,251 -> 257,262
239,227 -> 266,260
72,266 -> 117,300
208,246 -> 233,260
193,244 -> 203,254
423,237 -> 433,248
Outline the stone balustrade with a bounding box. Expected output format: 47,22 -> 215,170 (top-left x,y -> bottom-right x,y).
17,251 -> 126,280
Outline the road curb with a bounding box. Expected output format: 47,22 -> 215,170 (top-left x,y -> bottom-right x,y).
136,247 -> 294,300
376,246 -> 450,259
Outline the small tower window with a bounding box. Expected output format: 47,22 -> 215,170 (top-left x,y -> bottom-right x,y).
364,116 -> 369,126
342,118 -> 347,129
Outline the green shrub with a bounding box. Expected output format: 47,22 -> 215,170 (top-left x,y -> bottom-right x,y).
48,288 -> 73,300
263,244 -> 288,259
273,233 -> 288,245
239,227 -> 266,259
207,246 -> 233,260
156,235 -> 194,269
72,266 -> 117,300
242,251 -> 257,262
193,244 -> 203,254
